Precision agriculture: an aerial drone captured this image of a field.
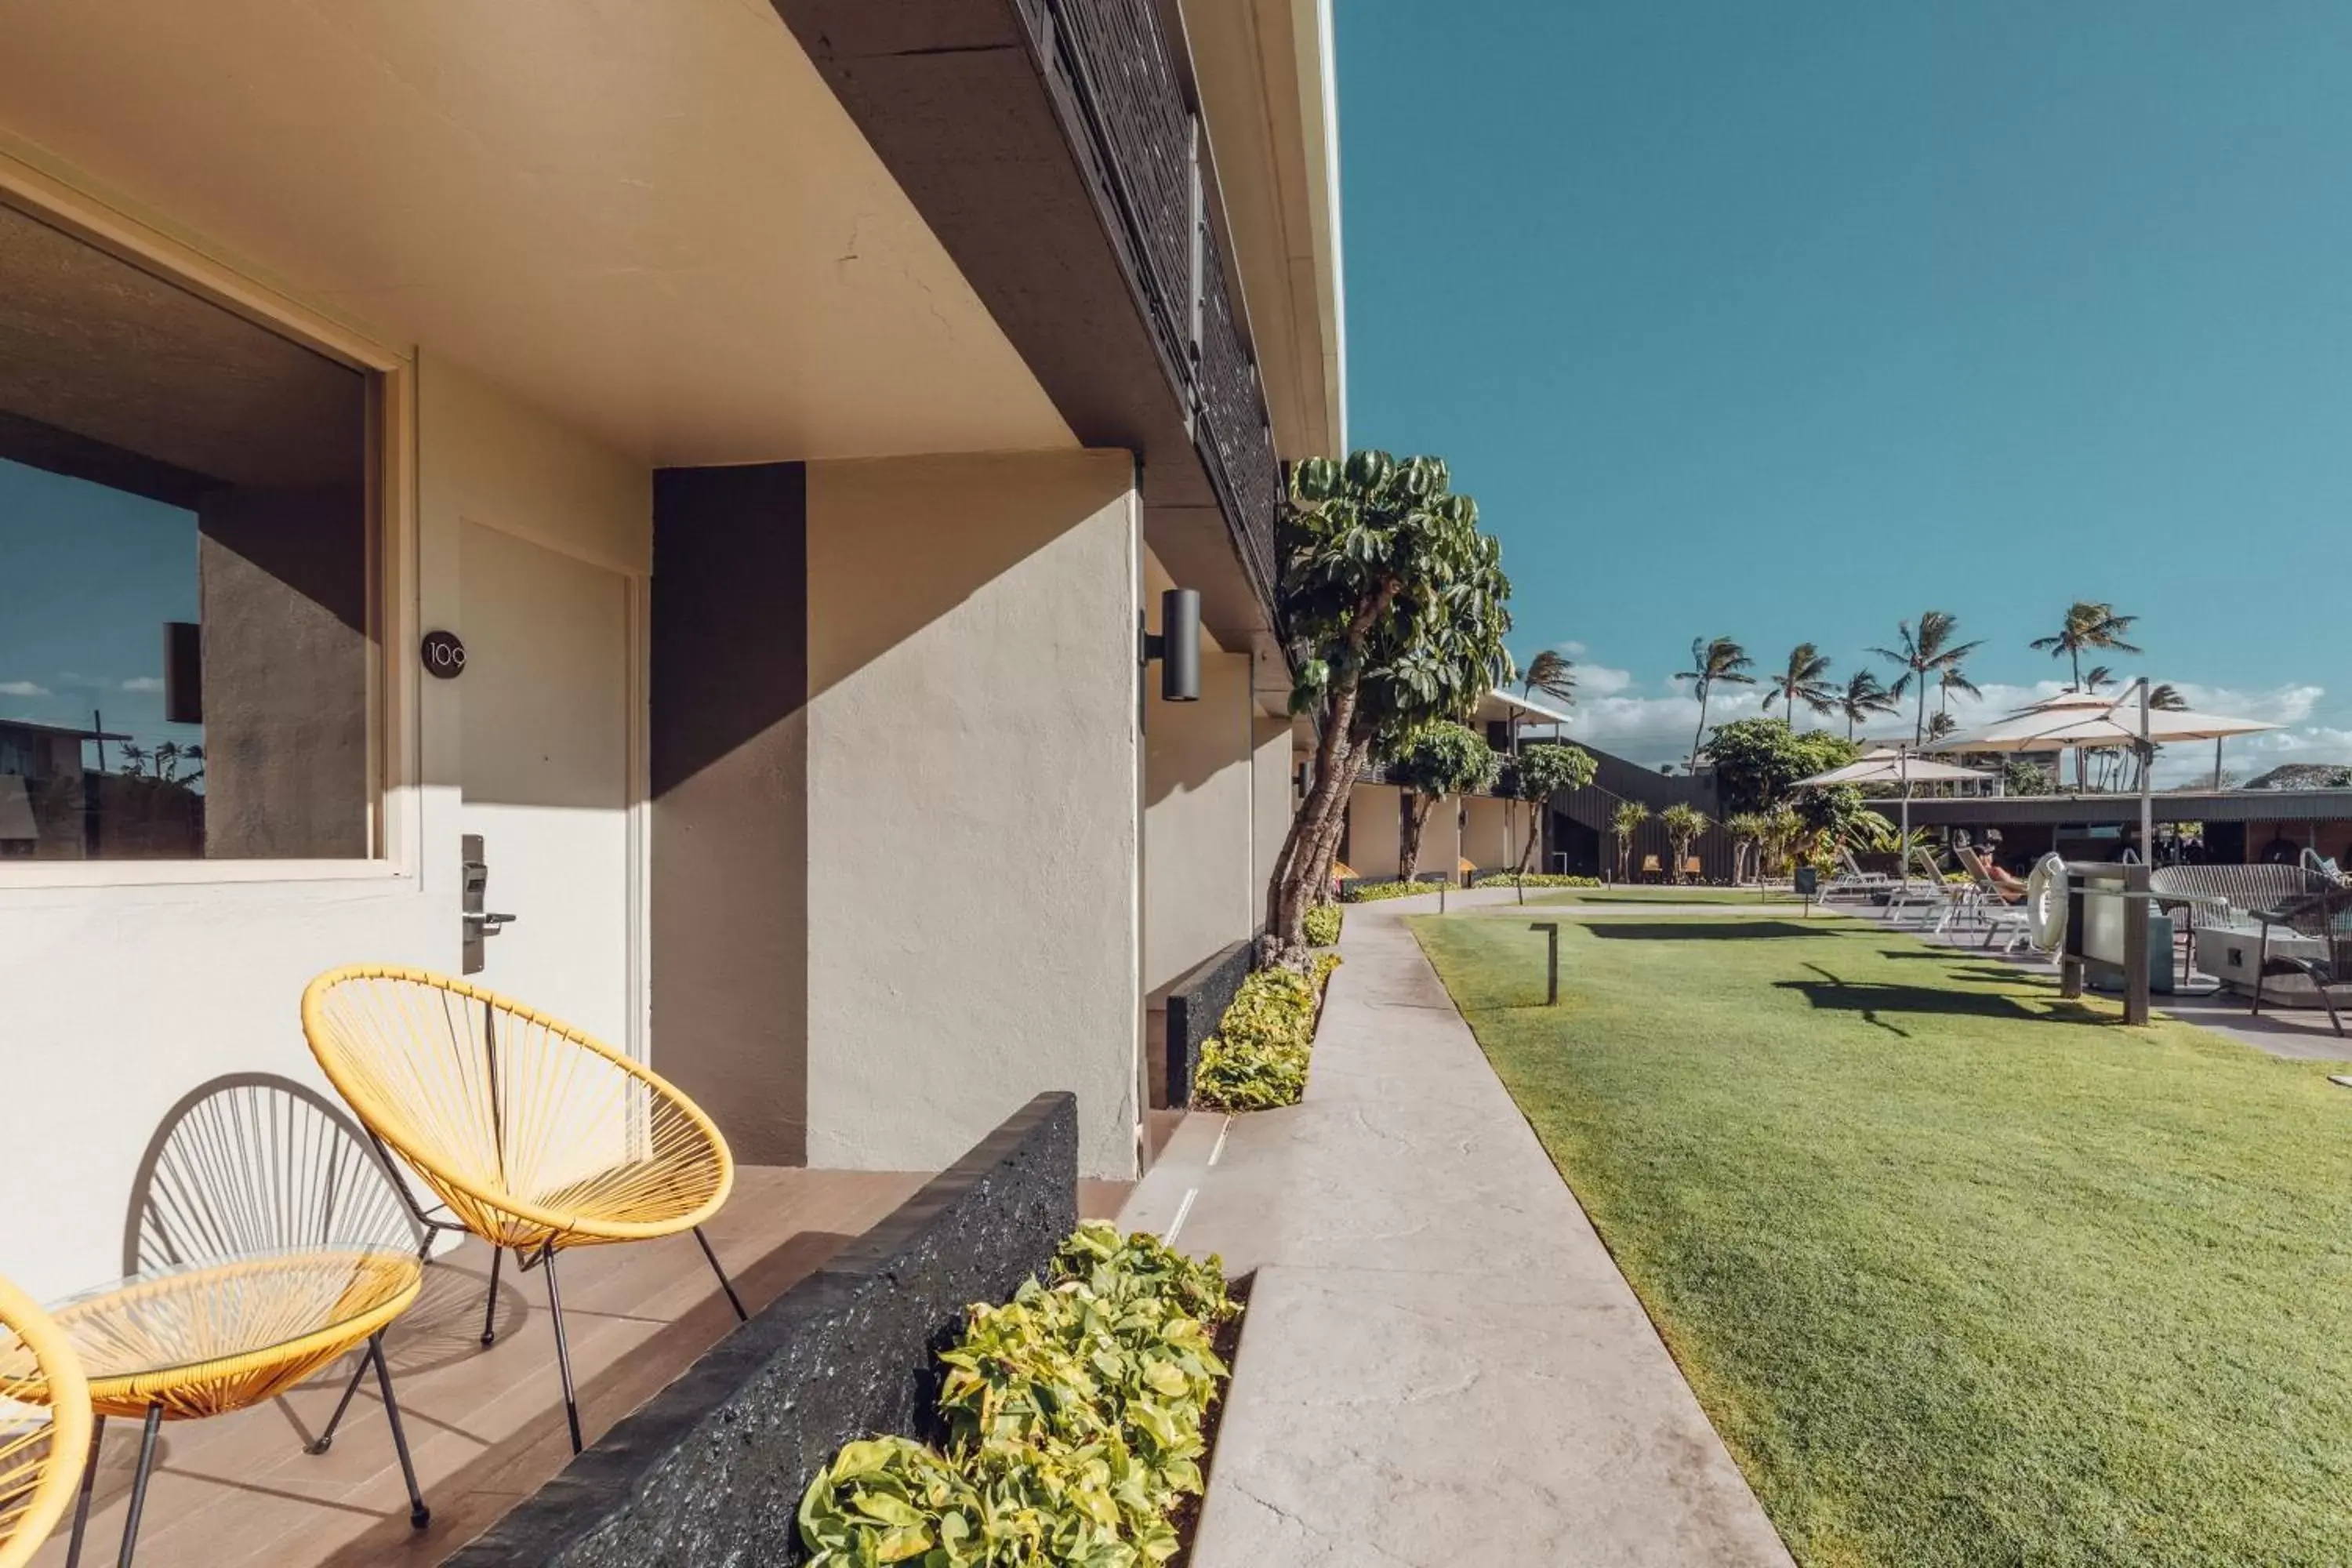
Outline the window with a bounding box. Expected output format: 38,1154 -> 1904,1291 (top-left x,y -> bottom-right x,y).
0,199 -> 376,862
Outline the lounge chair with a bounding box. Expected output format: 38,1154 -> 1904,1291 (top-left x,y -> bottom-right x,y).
2250,885 -> 2352,1035
1955,847 -> 2031,953
1824,848 -> 1893,899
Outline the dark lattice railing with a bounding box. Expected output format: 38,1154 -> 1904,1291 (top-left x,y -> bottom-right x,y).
1019,0 -> 1285,620
1196,237 -> 1282,603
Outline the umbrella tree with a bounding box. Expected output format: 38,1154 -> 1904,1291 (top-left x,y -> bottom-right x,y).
1261,451 -> 1513,965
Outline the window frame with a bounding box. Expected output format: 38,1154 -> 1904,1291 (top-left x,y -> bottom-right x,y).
0,151 -> 417,889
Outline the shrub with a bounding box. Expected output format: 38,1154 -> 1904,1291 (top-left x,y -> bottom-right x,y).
1192,953 -> 1341,1114
1302,902 -> 1343,947
1340,876 -> 1446,903
1468,872 -> 1604,889
800,1224 -> 1239,1568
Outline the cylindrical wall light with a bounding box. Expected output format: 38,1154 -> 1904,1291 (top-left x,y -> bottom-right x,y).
1157,588 -> 1200,702
1142,587 -> 1201,703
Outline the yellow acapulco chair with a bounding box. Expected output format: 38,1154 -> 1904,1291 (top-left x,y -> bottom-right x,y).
0,1272 -> 89,1568
300,965 -> 743,1454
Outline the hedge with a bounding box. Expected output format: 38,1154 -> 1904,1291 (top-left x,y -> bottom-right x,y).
1302,902 -> 1343,947
1467,872 -> 1605,889
1191,953 -> 1341,1113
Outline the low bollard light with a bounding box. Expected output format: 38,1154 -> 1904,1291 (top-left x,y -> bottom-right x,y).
1530,921 -> 1559,1005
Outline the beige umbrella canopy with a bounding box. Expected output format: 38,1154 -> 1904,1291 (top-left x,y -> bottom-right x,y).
1794,746 -> 1994,883
1795,748 -> 1994,788
1925,684 -> 2280,858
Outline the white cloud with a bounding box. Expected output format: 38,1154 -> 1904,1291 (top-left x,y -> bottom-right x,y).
0,681 -> 51,699
1577,663 -> 1635,698
119,677 -> 164,693
1554,641 -> 1588,659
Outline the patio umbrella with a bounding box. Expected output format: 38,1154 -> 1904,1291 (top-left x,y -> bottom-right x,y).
1925,685 -> 2279,860
1793,748 -> 1991,887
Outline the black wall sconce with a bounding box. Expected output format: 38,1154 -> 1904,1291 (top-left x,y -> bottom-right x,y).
1142,587 -> 1201,703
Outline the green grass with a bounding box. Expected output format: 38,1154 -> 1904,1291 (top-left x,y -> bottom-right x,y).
1410,913 -> 2352,1567
1523,887 -> 1802,907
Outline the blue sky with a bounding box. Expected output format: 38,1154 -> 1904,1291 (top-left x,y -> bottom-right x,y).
0,459 -> 197,760
1338,0 -> 2352,777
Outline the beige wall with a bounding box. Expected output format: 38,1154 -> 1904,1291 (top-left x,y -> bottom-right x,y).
0,356 -> 651,1301
1418,794 -> 1462,880
1142,555 -> 1258,995
1250,713 -> 1295,917
804,451 -> 1143,1180
1463,795 -> 1522,874
1346,782 -> 1402,877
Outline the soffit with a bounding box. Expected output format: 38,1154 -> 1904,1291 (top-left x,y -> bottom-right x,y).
0,0 -> 1073,466
1181,0 -> 1345,459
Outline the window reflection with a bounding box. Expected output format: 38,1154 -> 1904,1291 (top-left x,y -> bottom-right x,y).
0,201 -> 373,861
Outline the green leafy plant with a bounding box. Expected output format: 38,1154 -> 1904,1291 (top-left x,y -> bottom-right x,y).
1660,803 -> 1711,882
1469,872 -> 1603,888
1389,720 -> 1496,881
1262,450 -> 1514,964
1610,800 -> 1650,883
1302,902 -> 1343,947
1504,742 -> 1598,873
801,1225 -> 1240,1568
1340,877 -> 1446,904
1192,954 -> 1341,1112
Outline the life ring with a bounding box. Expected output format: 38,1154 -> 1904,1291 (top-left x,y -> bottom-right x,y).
2025,854 -> 2067,953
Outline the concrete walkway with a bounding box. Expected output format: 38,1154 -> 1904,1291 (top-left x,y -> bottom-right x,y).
1121,889 -> 1793,1567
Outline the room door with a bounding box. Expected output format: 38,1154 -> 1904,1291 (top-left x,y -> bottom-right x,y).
459,519 -> 639,1054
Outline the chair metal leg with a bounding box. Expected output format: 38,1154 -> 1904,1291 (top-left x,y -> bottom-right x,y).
307,1352 -> 370,1454
481,1247 -> 504,1347
114,1404 -> 163,1568
540,1243 -> 583,1454
64,1414 -> 104,1568
2252,928 -> 2270,1018
693,1227 -> 748,1323
367,1334 -> 431,1530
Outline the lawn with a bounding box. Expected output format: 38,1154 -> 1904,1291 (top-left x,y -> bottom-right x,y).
1410,913 -> 2352,1567
1524,886 -> 1802,907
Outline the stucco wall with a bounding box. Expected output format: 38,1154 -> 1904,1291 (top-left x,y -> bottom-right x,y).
649,463 -> 809,1166
804,451 -> 1142,1181
1250,713 -> 1294,918
1463,795 -> 1521,874
1346,782 -> 1403,877
0,354 -> 652,1301
1417,794 -> 1462,880
1142,555 -> 1256,996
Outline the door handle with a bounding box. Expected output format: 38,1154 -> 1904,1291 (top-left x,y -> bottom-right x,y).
471,912 -> 517,935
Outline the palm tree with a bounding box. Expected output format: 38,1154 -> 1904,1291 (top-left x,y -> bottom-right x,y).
1835,669 -> 1899,742
1936,663 -> 1980,718
2148,683 -> 2187,711
2082,664 -> 2115,694
1926,710 -> 1958,742
1520,648 -> 1577,708
1660,804 -> 1711,884
2030,601 -> 2141,691
1763,644 -> 1838,721
1610,800 -> 1650,883
1676,636 -> 1755,771
1869,612 -> 1984,745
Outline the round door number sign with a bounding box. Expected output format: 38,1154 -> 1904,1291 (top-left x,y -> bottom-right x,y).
421,630 -> 467,679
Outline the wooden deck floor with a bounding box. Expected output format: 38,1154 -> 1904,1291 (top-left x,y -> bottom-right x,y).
30,1166 -> 929,1568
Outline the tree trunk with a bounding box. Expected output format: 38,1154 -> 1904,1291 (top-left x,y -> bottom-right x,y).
1261,584 -> 1402,967
1399,791 -> 1435,882
1689,689 -> 1710,772
1515,802 -> 1544,875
